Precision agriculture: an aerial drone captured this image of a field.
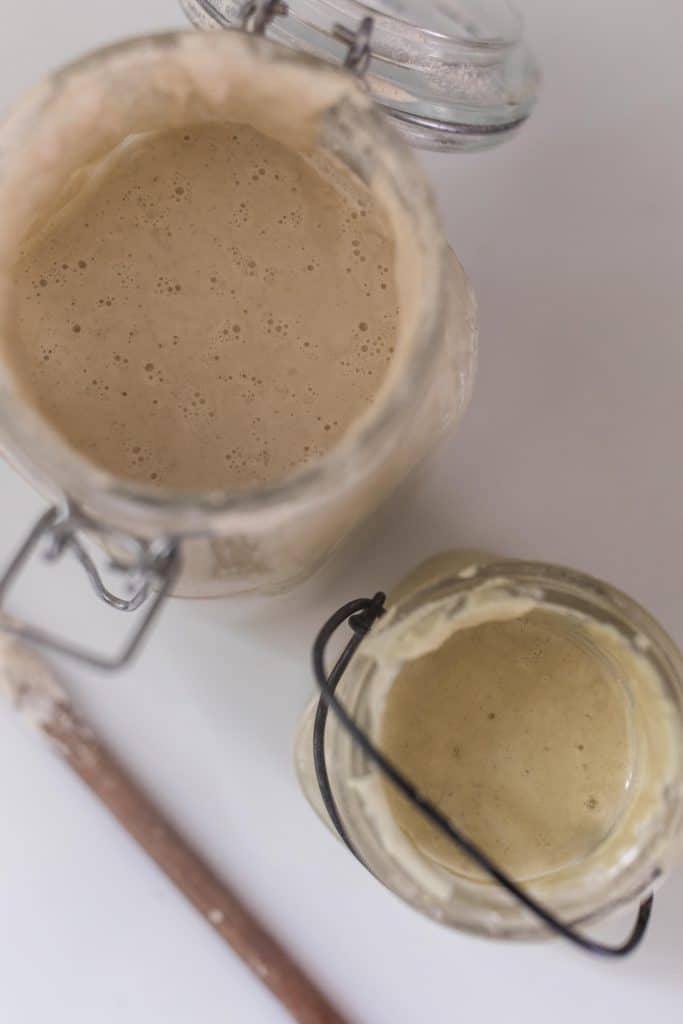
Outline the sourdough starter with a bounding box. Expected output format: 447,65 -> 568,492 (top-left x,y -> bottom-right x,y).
381,609 -> 634,881
9,123 -> 398,491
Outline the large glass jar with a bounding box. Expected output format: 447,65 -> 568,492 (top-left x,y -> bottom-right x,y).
0,2 -> 539,664
0,28 -> 475,611
295,552 -> 683,940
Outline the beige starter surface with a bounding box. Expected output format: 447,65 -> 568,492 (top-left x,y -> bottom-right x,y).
8,122 -> 399,492
380,609 -> 635,882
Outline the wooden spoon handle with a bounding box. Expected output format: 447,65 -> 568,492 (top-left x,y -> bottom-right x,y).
40,700 -> 349,1024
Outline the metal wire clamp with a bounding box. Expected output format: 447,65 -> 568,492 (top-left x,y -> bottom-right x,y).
0,503 -> 180,670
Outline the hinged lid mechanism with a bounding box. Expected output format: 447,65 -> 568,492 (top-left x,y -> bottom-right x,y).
180,0 -> 540,151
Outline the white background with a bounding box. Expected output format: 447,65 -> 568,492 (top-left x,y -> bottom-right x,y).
1,2 -> 682,1021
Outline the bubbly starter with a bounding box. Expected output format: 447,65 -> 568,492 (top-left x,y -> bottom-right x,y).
10,123 -> 398,492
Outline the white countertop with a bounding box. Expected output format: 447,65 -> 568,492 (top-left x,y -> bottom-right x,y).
1,2 -> 682,1021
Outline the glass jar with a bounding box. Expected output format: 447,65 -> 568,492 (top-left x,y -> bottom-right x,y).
295,552 -> 683,939
182,0 -> 540,151
0,3 -> 538,665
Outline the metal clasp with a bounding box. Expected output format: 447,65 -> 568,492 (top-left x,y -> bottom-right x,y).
241,0 -> 289,34
0,504 -> 180,670
240,0 -> 374,77
333,17 -> 374,77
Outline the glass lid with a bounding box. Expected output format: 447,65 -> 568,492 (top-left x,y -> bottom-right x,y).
180,0 -> 540,151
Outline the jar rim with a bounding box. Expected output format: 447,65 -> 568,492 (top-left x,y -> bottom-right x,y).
0,29 -> 458,538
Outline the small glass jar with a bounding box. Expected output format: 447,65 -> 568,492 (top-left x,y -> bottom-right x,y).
295,552 -> 683,939
0,3 -> 537,665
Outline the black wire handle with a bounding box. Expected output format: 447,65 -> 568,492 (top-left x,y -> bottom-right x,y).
312,594 -> 654,957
